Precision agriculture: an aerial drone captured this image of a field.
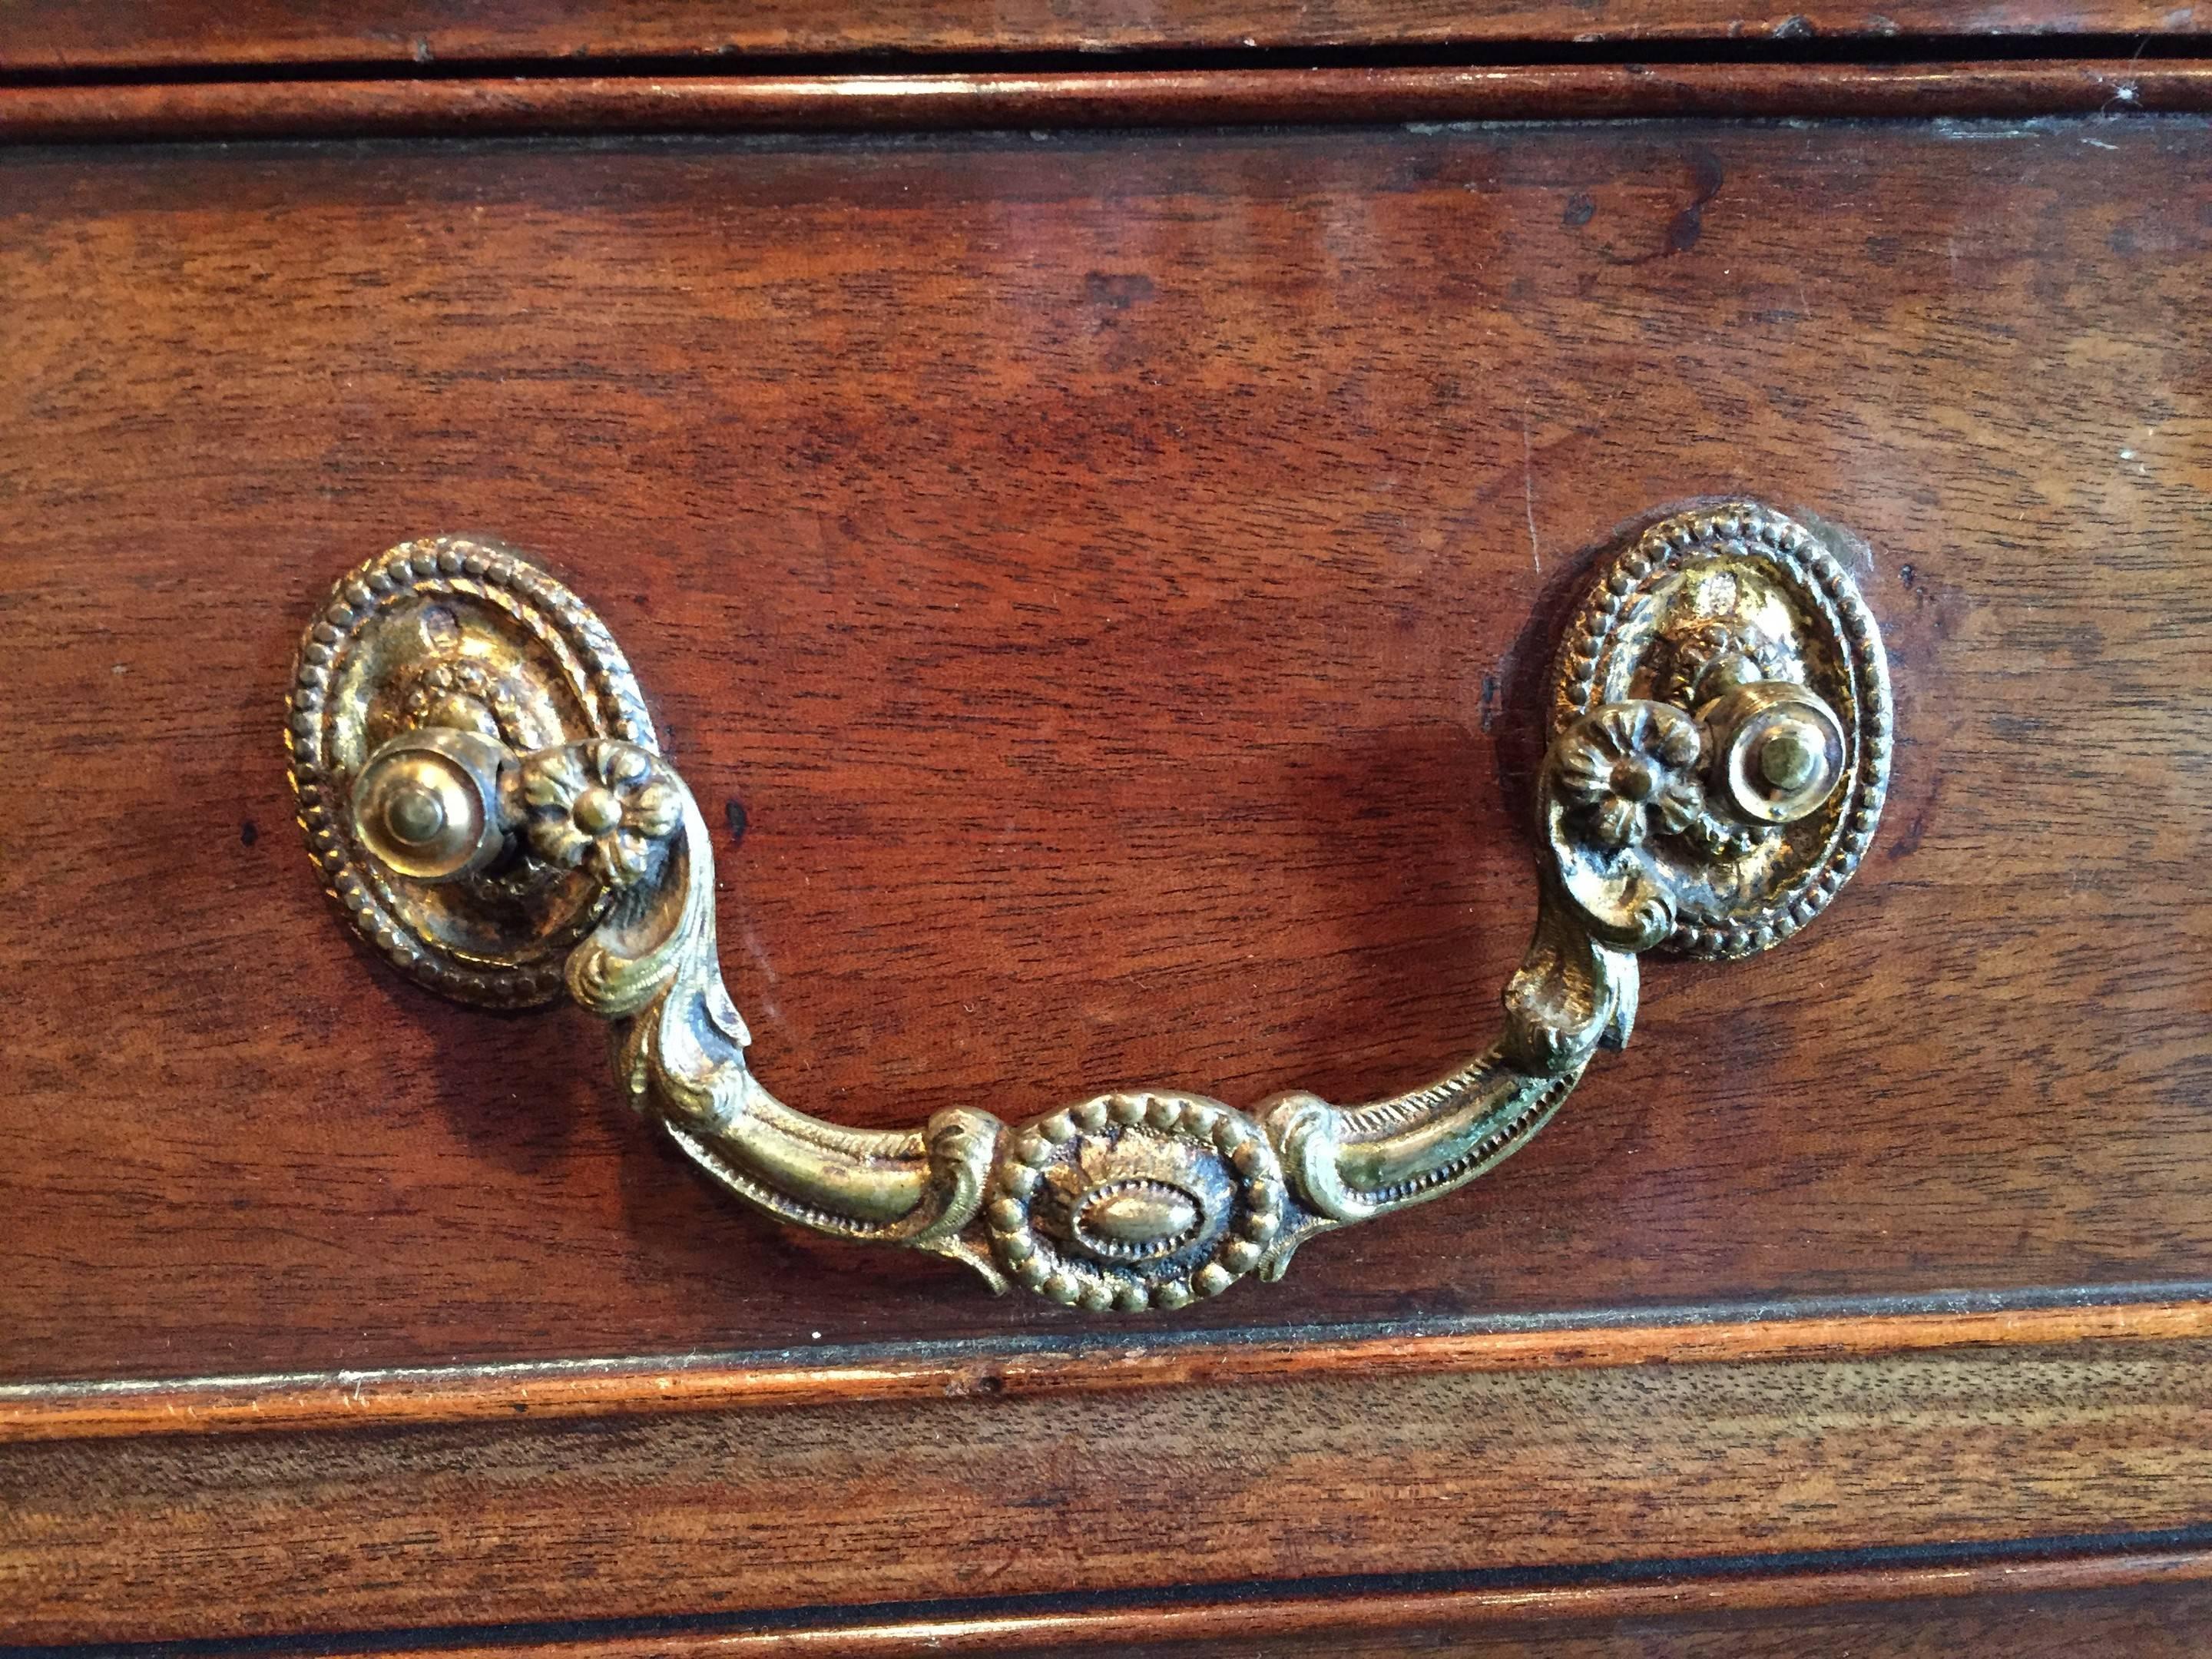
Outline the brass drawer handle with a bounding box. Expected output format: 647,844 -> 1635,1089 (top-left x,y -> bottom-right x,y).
289,502 -> 1889,1311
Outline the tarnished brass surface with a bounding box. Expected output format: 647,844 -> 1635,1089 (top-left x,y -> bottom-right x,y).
289,502 -> 1890,1311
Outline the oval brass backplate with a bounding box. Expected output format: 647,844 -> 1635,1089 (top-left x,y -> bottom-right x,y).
1548,507 -> 1889,959
290,544 -> 657,1006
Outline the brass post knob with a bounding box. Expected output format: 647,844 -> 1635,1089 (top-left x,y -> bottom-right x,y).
349,727 -> 513,883
1701,680 -> 1849,826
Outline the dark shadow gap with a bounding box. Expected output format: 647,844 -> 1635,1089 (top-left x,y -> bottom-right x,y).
0,31 -> 2204,89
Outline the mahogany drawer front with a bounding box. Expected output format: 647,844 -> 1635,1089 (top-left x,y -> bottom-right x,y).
3,112 -> 2210,1651
7,117 -> 2209,1381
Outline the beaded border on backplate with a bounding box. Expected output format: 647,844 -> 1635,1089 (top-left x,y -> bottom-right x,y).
1549,503 -> 1893,962
286,536 -> 657,1008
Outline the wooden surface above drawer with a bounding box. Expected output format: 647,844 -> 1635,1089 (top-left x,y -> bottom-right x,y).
3,116 -> 2210,1385
2,0 -> 2207,71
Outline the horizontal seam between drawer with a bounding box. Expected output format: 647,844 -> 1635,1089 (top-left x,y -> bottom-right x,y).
4,1281 -> 2209,1442
8,1528 -> 2212,1657
5,59 -> 2212,143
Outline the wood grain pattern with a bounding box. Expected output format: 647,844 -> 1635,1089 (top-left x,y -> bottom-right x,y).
3,118 -> 2210,1383
6,62 -> 2211,144
2,0 -> 2204,71
5,1339 -> 2211,1644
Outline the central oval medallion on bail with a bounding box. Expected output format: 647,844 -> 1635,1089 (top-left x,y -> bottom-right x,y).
985,1091 -> 1290,1311
1073,1179 -> 1203,1260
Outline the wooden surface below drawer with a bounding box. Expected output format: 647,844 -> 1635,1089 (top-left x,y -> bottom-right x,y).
323,1576 -> 2212,1659
3,116 -> 2210,1380
318,1577 -> 2212,1659
5,1335 -> 2212,1646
